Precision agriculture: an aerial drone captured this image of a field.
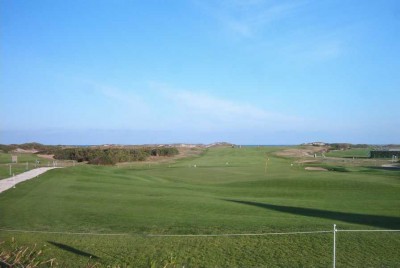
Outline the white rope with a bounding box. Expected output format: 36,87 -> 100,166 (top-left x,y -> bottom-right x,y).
0,228 -> 330,237
146,230 -> 332,237
337,229 -> 400,232
0,228 -> 127,236
0,228 -> 398,237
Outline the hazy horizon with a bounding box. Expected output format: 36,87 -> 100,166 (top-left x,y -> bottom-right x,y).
1,1 -> 399,145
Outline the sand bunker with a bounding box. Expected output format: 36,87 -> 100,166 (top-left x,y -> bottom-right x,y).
297,160 -> 319,164
276,146 -> 328,158
37,154 -> 55,159
305,167 -> 328,171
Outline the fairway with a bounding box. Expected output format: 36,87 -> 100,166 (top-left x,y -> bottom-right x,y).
0,146 -> 399,267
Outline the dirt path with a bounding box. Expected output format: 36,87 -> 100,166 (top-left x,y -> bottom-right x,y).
0,167 -> 60,194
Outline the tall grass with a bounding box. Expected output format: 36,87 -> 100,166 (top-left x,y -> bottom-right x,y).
0,237 -> 56,267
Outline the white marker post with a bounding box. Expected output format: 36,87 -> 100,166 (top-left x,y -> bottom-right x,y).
333,224 -> 337,268
264,161 -> 268,175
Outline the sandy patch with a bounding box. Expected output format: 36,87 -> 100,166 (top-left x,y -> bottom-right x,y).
276,146 -> 328,158
12,148 -> 39,154
296,160 -> 319,164
305,167 -> 328,171
37,154 -> 55,160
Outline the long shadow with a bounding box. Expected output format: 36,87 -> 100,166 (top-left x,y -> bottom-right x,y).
48,241 -> 100,259
224,199 -> 400,229
367,166 -> 400,171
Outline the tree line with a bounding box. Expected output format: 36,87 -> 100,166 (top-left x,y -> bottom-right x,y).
0,143 -> 179,165
53,147 -> 179,165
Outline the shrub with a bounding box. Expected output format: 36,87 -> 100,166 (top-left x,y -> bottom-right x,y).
53,147 -> 179,165
88,155 -> 116,165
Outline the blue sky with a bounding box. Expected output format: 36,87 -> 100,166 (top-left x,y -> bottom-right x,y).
1,0 -> 399,145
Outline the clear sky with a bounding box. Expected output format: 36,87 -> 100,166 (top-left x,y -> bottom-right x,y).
1,0 -> 399,145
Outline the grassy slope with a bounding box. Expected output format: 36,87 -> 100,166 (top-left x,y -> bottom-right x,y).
0,146 -> 399,267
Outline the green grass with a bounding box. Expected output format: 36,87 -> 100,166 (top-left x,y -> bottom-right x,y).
0,152 -> 46,164
0,146 -> 399,267
325,148 -> 372,158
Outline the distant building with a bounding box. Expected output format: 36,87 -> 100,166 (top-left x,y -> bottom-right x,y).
311,142 -> 326,146
302,142 -> 326,146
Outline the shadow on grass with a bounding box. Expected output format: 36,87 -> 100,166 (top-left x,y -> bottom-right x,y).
224,199 -> 400,229
48,241 -> 99,259
328,166 -> 349,172
367,166 -> 400,171
342,156 -> 369,159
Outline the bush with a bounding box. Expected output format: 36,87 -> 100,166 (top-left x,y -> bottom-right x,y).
89,155 -> 116,165
53,147 -> 179,165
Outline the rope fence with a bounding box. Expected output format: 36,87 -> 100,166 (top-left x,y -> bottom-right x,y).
0,227 -> 399,237
1,225 -> 399,267
0,228 -> 127,236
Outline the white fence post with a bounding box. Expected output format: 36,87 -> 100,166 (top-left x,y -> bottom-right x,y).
333,224 -> 337,268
